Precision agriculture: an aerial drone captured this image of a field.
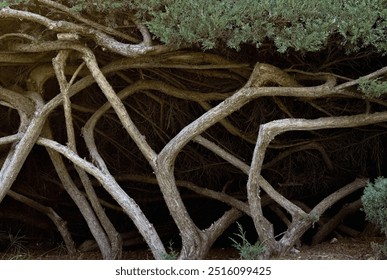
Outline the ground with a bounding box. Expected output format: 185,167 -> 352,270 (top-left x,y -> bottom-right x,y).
0,236 -> 384,260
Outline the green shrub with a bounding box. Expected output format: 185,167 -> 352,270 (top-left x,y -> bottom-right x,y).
3,0 -> 386,53
138,0 -> 387,53
358,78 -> 387,98
362,177 -> 387,259
229,222 -> 266,260
362,177 -> 387,234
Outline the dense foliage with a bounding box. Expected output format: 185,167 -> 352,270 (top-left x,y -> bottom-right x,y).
362,177 -> 387,234
3,0 -> 387,53
141,0 -> 387,53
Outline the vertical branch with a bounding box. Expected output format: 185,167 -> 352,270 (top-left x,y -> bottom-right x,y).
41,125 -> 113,259
53,47 -> 121,259
82,81 -> 150,172
66,45 -> 166,259
196,134 -> 280,253
0,91 -> 46,203
53,50 -> 76,150
79,47 -> 158,167
155,86 -> 254,259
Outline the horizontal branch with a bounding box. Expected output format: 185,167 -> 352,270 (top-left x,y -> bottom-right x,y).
335,65 -> 387,91
0,7 -> 172,57
36,0 -> 139,43
0,134 -> 21,146
312,178 -> 367,217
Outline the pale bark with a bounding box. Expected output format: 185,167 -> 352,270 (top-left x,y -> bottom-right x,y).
53,49 -> 121,259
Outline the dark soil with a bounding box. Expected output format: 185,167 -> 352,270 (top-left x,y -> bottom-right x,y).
0,237 -> 384,260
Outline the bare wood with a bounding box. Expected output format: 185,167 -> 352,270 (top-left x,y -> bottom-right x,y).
36,136 -> 167,259
53,50 -> 121,259
312,199 -> 363,245
7,190 -> 77,256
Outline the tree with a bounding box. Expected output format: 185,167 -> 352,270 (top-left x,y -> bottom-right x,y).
0,0 -> 386,259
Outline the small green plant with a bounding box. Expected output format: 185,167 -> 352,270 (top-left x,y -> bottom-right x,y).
160,240 -> 179,260
358,78 -> 387,98
361,177 -> 387,259
229,222 -> 266,260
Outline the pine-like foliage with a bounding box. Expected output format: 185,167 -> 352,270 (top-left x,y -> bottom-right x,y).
362,177 -> 387,234
2,0 -> 386,53
140,0 -> 387,53
358,78 -> 387,98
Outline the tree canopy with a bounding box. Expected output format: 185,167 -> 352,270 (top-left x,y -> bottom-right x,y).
3,0 -> 387,52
